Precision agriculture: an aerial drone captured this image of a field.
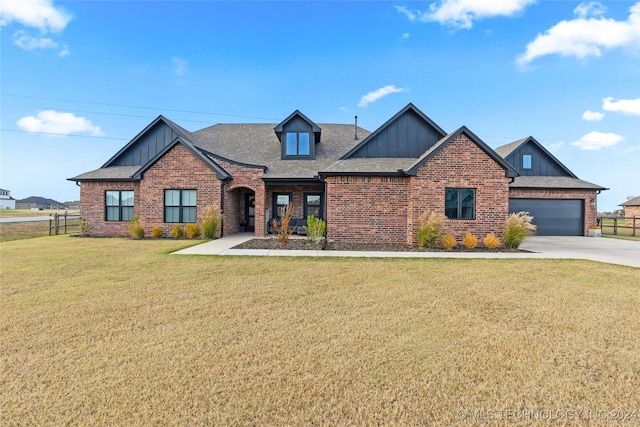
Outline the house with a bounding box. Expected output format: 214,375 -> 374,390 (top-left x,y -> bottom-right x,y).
619,196 -> 640,227
69,103 -> 605,243
16,196 -> 64,210
0,188 -> 16,209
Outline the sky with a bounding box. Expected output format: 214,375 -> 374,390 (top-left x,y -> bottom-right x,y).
1,0 -> 639,212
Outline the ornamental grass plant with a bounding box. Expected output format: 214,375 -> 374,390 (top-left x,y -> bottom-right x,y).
504,211 -> 537,249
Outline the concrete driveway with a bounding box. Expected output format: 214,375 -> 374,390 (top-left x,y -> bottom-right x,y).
520,236 -> 640,268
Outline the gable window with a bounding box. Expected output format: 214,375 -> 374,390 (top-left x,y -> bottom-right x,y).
285,132 -> 310,156
523,154 -> 532,170
445,188 -> 475,220
304,194 -> 323,219
164,189 -> 196,223
105,190 -> 134,221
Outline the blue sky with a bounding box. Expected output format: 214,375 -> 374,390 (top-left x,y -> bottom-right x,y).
1,0 -> 638,211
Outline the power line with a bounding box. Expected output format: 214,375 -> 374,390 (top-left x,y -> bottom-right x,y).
2,93 -> 280,121
1,128 -> 129,141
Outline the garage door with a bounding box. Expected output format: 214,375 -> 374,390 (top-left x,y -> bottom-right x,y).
509,199 -> 584,236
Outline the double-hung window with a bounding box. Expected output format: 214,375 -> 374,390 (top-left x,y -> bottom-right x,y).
285,132 -> 310,157
304,194 -> 322,219
105,190 -> 134,221
164,189 -> 196,223
445,188 -> 476,220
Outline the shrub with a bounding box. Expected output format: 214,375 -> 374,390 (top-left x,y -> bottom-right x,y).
79,218 -> 88,236
504,211 -> 537,249
416,212 -> 446,248
202,204 -> 221,239
271,203 -> 294,243
306,215 -> 326,243
170,225 -> 183,239
127,214 -> 145,239
483,233 -> 501,249
185,223 -> 201,239
462,233 -> 478,249
441,234 -> 457,250
151,226 -> 163,239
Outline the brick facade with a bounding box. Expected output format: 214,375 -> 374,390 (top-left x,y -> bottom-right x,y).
325,176 -> 409,244
509,188 -> 599,236
325,134 -> 512,245
80,144 -> 223,237
408,134 -> 511,245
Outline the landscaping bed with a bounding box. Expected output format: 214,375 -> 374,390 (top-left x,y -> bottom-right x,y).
233,238 -> 530,252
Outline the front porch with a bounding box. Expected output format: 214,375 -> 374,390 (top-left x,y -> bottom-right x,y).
223,182 -> 325,237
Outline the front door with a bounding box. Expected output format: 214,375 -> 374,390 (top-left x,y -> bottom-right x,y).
245,193 -> 255,232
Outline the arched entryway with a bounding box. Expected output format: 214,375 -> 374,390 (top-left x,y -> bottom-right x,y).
223,184 -> 266,236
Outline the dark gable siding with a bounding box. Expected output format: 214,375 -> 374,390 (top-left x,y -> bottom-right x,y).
112,121 -> 181,166
505,141 -> 571,176
282,115 -> 313,134
351,109 -> 444,158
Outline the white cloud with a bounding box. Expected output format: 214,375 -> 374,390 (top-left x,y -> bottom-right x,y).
358,85 -> 406,107
172,57 -> 188,76
582,110 -> 604,121
0,0 -> 71,33
13,31 -> 57,50
395,0 -> 535,29
402,32 -> 410,39
517,2 -> 640,67
574,1 -> 607,19
570,131 -> 624,150
17,110 -> 104,137
602,97 -> 640,116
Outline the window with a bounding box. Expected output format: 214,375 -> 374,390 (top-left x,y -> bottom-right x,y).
445,188 -> 475,220
105,190 -> 134,221
285,132 -> 310,156
164,189 -> 196,223
523,154 -> 532,170
304,194 -> 322,219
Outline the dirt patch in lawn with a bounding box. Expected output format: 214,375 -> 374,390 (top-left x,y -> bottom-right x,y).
233,238 -> 530,252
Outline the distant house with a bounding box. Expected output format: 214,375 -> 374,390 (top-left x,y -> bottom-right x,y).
69,103 -> 607,242
619,196 -> 640,227
0,188 -> 16,209
16,196 -> 64,210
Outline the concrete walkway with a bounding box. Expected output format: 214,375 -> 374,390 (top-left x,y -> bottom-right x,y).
172,234 -> 640,268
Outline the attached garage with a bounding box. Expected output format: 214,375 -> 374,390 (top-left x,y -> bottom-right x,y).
509,198 -> 584,236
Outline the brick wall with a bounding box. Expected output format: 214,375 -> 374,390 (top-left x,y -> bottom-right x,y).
216,159 -> 266,236
509,188 -> 600,236
80,143 -> 223,237
408,134 -> 511,245
623,206 -> 640,227
325,176 -> 410,244
79,181 -> 140,236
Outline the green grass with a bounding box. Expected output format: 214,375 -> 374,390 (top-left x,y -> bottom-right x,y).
0,217 -> 81,242
600,218 -> 640,241
0,209 -> 78,218
2,237 -> 639,426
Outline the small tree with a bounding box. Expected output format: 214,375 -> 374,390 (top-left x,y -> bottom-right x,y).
504,211 -> 537,249
416,211 -> 447,248
306,215 -> 326,243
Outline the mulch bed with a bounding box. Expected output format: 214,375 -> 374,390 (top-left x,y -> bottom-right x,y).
232,238 -> 530,252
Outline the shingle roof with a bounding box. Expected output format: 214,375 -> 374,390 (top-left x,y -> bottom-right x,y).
494,138 -> 527,158
69,165 -> 141,181
509,176 -> 607,190
620,195 -> 640,206
320,158 -> 417,175
191,123 -> 370,179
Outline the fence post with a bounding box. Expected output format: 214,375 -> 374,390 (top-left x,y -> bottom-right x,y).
49,215 -> 53,236
54,213 -> 59,235
613,217 -> 618,235
64,212 -> 67,234
634,217 -> 637,237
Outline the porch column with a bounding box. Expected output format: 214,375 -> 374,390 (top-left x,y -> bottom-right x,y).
254,182 -> 267,237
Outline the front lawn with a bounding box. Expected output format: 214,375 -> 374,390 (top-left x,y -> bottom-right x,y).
2,237 -> 639,426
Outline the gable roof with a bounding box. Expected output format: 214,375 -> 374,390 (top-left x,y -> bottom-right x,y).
406,126 -> 519,177
495,136 -> 577,178
341,103 -> 447,159
620,195 -> 640,206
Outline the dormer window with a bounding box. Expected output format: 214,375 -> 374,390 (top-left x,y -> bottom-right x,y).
286,132 -> 311,156
275,110 -> 321,160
